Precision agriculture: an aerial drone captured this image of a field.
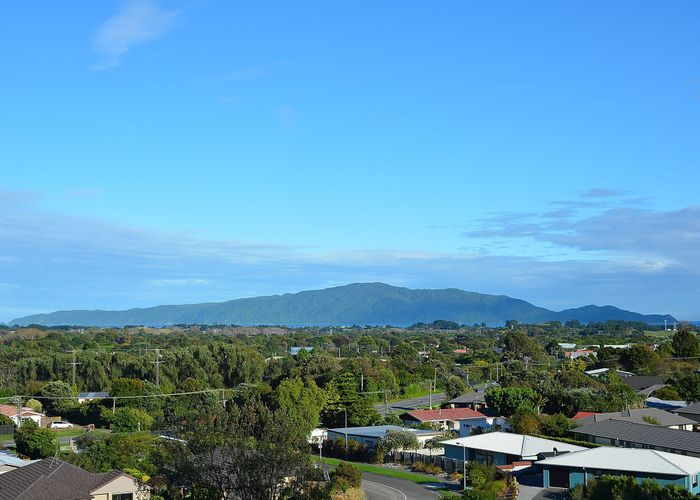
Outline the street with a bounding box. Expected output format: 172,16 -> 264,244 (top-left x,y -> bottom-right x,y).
361,472 -> 441,500
375,393 -> 446,415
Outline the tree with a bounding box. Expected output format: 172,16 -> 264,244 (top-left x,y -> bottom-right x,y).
25,398 -> 42,413
104,407 -> 153,433
330,462 -> 361,491
445,375 -> 469,399
624,345 -> 660,376
485,387 -> 536,416
376,430 -> 419,455
14,420 -> 56,459
39,381 -> 75,416
672,325 -> 700,358
510,406 -> 540,435
673,373 -> 700,402
272,377 -> 327,434
540,413 -> 574,438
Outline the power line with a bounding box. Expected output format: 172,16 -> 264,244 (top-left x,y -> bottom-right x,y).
66,349 -> 81,386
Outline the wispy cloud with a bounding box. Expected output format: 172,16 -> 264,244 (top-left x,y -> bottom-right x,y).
1,188 -> 698,322
92,0 -> 178,69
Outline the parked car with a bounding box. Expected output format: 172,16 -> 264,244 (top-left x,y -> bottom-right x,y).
49,420 -> 73,429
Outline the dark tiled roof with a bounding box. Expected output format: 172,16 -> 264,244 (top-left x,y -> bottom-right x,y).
574,408 -> 694,427
572,419 -> 700,455
676,403 -> 700,415
0,458 -> 126,500
623,376 -> 665,391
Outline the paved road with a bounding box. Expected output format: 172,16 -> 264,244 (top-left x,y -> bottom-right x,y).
361,472 -> 441,500
375,393 -> 446,415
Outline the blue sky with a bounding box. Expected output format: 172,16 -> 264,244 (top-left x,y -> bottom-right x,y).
1,1 -> 699,322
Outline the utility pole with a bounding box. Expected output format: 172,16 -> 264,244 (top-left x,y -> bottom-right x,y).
221,388 -> 226,407
384,390 -> 389,415
524,356 -> 530,372
429,382 -> 433,410
151,348 -> 163,387
466,368 -> 470,388
360,374 -> 364,393
343,407 -> 348,459
67,349 -> 81,387
15,397 -> 22,429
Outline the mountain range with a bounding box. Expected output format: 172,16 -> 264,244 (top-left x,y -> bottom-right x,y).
8,283 -> 675,328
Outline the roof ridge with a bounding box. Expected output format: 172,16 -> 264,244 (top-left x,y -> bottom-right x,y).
650,449 -> 689,475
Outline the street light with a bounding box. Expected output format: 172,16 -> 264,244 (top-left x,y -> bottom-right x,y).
462,441 -> 467,490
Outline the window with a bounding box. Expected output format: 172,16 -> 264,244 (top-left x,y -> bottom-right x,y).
693,475 -> 698,488
112,494 -> 133,500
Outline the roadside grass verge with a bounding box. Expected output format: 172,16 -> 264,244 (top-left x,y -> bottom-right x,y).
319,456 -> 442,485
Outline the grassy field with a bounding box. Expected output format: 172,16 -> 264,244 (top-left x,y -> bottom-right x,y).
319,456 -> 442,485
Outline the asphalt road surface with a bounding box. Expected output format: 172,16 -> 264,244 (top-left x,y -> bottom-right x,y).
375,393 -> 446,415
361,472 -> 441,500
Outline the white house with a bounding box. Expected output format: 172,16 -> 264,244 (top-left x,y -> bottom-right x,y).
0,404 -> 43,426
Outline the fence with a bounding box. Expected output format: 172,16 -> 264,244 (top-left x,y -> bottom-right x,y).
0,424 -> 13,435
390,450 -> 467,474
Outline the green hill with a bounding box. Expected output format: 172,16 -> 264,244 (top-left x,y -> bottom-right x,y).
8,282 -> 675,327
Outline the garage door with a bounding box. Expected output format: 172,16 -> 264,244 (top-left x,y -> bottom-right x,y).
549,467 -> 569,488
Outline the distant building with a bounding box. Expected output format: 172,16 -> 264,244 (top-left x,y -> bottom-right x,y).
558,343 -> 577,350
77,391 -> 110,404
0,404 -> 43,427
459,416 -> 510,436
326,425 -> 442,451
646,397 -> 688,411
583,368 -> 634,378
675,402 -> 700,426
289,346 -> 313,355
573,408 -> 694,430
564,349 -> 596,360
539,447 -> 700,493
400,408 -> 485,431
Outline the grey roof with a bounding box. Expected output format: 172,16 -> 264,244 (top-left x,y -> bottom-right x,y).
676,402 -> 700,415
574,408 -> 694,427
0,454 -> 35,468
0,458 -> 125,500
637,384 -> 668,397
572,419 -> 700,455
328,425 -> 440,439
623,376 -> 665,391
538,447 -> 700,476
77,392 -> 109,398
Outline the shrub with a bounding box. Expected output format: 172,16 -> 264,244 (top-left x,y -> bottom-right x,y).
14,420 -> 56,459
331,462 -> 362,490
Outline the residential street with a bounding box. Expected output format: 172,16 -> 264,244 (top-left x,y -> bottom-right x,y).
361,472 -> 441,500
374,393 -> 446,415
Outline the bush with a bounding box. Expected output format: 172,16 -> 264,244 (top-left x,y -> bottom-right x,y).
103,407 -> 153,433
465,462 -> 496,489
14,420 -> 56,459
462,489 -> 497,500
412,461 -> 441,475
25,399 -> 43,413
331,462 -> 362,490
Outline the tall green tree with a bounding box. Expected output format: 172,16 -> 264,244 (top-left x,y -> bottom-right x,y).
672,326 -> 700,358
14,420 -> 56,459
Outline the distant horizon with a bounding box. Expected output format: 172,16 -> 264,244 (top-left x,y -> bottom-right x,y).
2,2 -> 699,321
7,282 -> 693,326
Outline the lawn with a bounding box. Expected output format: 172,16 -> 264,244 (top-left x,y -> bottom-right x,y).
319,456 -> 442,485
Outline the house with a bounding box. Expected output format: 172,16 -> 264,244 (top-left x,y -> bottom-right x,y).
0,453 -> 35,475
622,376 -> 667,396
674,402 -> 700,426
289,347 -> 313,355
571,419 -> 700,457
538,447 -> 700,494
441,432 -> 584,466
77,392 -> 110,404
0,404 -> 43,427
459,416 -> 510,436
583,368 -> 635,378
326,425 -> 442,451
572,408 -> 694,430
558,343 -> 577,350
571,412 -> 598,421
400,408 -> 485,431
564,349 -> 596,360
0,457 -> 146,499
446,392 -> 487,411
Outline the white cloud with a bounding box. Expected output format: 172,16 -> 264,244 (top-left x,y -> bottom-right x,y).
92,0 -> 178,69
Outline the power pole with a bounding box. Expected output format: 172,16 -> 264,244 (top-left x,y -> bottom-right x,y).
151,348 -> 163,386
384,390 -> 389,415
15,397 -> 22,429
67,349 -> 81,387
429,382 -> 433,410
360,373 -> 364,393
